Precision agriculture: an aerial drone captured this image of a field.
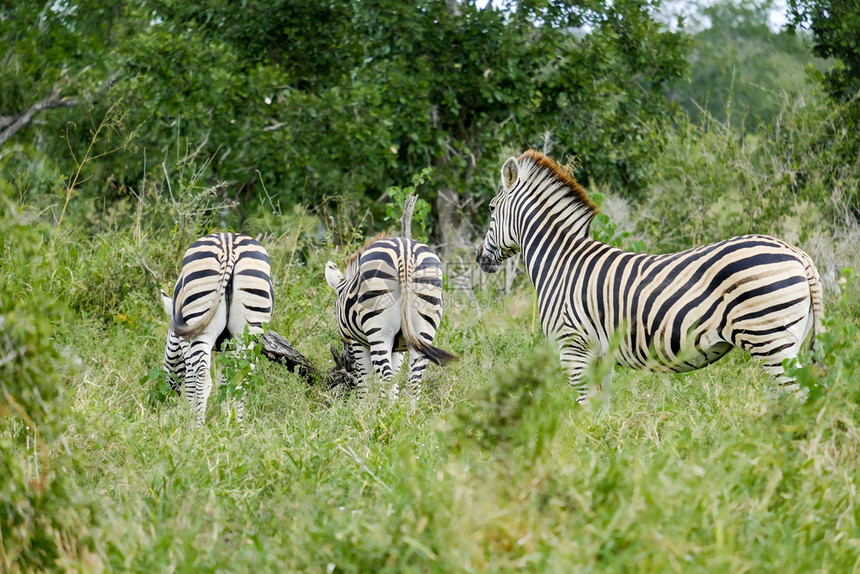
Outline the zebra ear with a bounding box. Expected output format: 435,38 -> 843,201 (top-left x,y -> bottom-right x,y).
501,156 -> 519,192
160,289 -> 173,318
325,261 -> 345,290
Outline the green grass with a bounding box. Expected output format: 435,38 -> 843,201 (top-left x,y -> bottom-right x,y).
41,270 -> 860,573
3,192 -> 859,572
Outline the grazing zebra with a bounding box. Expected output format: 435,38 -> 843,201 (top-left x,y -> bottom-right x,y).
476,150 -> 824,402
160,232 -> 274,425
325,234 -> 457,402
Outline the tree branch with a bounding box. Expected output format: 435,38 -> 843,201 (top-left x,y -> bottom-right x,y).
260,330 -> 357,395
400,191 -> 418,239
0,70 -> 120,148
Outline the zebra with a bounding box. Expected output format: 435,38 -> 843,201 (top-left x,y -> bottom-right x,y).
325,234 -> 457,402
476,150 -> 824,403
160,232 -> 274,425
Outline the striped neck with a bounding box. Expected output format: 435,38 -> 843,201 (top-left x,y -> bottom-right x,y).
510,156 -> 597,291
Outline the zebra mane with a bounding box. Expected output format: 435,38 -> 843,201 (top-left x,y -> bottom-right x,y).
345,231 -> 390,278
517,150 -> 599,216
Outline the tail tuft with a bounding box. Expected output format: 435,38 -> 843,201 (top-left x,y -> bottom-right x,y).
413,339 -> 458,366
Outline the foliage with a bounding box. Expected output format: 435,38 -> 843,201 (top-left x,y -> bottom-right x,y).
637,88 -> 860,251
673,0 -> 826,126
789,0 -> 860,172
215,325 -> 267,403
448,343 -> 564,457
383,167 -> 433,243
590,191 -> 647,252
789,0 -> 860,103
1,0 -> 690,242
0,197 -> 96,572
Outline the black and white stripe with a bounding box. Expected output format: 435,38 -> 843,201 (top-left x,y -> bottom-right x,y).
325,235 -> 456,402
476,151 -> 824,402
161,232 -> 273,425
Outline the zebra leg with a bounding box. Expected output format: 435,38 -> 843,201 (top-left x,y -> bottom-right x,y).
733,322 -> 807,396
558,335 -> 596,404
163,331 -> 187,395
348,343 -> 373,400
390,351 -> 406,376
407,352 -> 428,403
229,378 -> 245,428
184,340 -> 214,426
369,335 -> 396,402
388,351 -> 406,401
217,350 -> 246,428
741,340 -> 804,395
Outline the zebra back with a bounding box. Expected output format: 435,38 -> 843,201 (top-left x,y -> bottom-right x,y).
170,232 -> 272,339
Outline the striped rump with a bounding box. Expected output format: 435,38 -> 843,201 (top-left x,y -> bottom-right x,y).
325,235 -> 456,402
161,232 -> 273,425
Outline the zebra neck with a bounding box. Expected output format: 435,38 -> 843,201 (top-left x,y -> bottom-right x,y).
518,196 -> 594,290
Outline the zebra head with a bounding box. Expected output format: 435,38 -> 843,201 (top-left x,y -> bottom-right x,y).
325,261 -> 347,292
476,156 -> 521,273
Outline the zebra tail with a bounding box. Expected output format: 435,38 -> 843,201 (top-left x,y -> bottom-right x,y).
803,252 -> 825,362
412,337 -> 459,366
398,276 -> 458,367
173,257 -> 235,339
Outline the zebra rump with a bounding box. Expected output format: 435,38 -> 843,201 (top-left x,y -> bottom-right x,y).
169,233 -> 273,339
326,234 -> 456,401
161,232 -> 273,425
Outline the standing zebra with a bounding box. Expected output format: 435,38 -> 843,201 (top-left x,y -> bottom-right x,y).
325,234 -> 457,402
161,232 -> 274,425
476,150 -> 824,402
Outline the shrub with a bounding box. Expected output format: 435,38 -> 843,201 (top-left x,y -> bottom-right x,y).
639,90 -> 860,252
0,195 -> 97,572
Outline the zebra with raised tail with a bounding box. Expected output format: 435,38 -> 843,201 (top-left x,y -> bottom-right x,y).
161,232 -> 274,425
325,234 -> 457,402
476,150 -> 824,402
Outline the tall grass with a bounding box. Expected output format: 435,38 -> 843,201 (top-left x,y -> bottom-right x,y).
2,93 -> 860,572
48,279 -> 860,572
13,195 -> 860,571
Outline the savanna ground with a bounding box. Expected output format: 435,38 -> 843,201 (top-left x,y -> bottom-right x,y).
4,192 -> 860,572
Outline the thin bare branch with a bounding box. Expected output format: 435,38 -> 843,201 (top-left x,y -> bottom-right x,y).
0,70 -> 120,149
400,192 -> 418,239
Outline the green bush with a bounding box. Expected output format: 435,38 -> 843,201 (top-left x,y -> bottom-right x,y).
0,196 -> 96,572
639,90 -> 860,251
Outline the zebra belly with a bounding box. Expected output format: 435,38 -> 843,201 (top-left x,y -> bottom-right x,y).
612,328 -> 734,373
669,341 -> 733,371
613,342 -> 733,373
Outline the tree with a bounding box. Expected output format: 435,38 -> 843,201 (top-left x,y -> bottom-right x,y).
0,1 -> 127,150
789,0 -> 860,167
789,0 -> 860,103
1,0 -> 690,250
672,0 -> 823,127
343,0 -> 689,250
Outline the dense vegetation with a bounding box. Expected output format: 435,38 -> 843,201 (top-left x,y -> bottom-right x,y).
2,0 -> 860,571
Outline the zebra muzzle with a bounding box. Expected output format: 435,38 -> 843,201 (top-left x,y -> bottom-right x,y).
476,241 -> 502,273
